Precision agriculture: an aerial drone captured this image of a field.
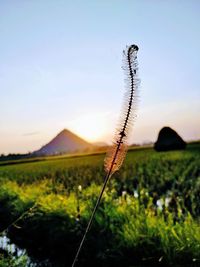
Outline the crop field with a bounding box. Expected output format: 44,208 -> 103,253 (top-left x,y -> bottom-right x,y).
0,143 -> 200,267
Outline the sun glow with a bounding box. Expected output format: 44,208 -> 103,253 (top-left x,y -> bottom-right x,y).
68,113 -> 112,143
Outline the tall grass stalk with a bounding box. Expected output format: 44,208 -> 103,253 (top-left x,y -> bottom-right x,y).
71,44 -> 140,267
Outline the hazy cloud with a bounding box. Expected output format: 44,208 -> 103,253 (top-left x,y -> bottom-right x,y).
22,132 -> 40,136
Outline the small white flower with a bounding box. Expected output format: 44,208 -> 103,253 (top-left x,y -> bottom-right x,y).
78,185 -> 82,192
122,190 -> 127,197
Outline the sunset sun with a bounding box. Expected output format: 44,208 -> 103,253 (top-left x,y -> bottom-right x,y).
68,113 -> 110,143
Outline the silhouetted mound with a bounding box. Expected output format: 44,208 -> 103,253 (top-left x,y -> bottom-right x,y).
34,129 -> 93,156
154,127 -> 186,151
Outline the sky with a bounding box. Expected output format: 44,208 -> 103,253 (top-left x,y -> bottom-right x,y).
0,0 -> 200,154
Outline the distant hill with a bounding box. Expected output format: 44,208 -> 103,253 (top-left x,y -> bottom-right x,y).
34,129 -> 93,156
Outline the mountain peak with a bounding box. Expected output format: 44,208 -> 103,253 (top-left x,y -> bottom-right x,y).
57,128 -> 72,136
60,128 -> 70,134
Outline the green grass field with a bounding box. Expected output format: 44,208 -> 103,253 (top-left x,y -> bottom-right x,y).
0,143 -> 200,266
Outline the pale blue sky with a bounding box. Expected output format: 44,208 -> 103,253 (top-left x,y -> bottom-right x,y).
0,0 -> 200,154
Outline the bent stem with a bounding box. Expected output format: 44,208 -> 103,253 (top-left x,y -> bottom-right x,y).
71,44 -> 139,267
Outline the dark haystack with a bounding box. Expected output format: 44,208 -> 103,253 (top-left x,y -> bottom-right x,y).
154,127 -> 186,151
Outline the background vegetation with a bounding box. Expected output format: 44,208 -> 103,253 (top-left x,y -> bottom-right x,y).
0,143 -> 200,266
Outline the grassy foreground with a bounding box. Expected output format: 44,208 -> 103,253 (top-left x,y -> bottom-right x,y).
0,143 -> 200,266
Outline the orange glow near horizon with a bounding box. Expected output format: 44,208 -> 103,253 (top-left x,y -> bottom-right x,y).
68,113 -> 111,143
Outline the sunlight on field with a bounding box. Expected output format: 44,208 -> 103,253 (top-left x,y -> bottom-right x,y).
0,144 -> 200,266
